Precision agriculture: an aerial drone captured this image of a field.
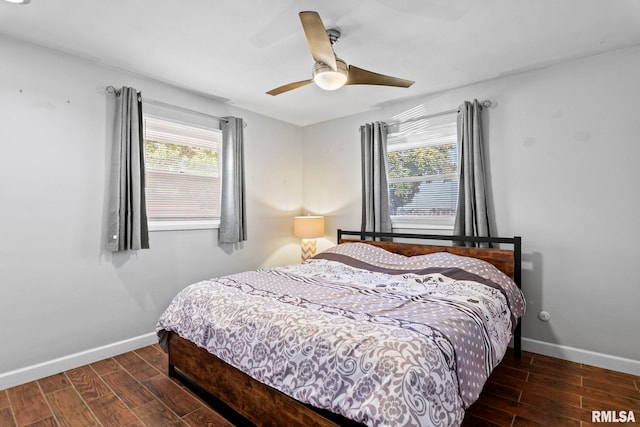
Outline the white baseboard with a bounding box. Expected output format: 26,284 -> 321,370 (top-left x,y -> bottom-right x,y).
522,338 -> 640,376
0,332 -> 157,391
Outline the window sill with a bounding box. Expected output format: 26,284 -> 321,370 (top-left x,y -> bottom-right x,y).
148,219 -> 220,232
391,216 -> 454,231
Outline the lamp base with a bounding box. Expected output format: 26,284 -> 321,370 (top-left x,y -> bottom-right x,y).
300,238 -> 317,261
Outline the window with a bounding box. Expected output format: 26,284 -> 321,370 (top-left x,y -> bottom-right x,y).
143,116 -> 222,230
386,112 -> 458,228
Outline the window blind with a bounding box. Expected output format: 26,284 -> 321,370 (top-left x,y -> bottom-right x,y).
387,112 -> 458,217
143,116 -> 222,219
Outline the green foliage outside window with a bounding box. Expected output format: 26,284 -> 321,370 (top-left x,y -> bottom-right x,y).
388,144 -> 456,212
145,140 -> 218,177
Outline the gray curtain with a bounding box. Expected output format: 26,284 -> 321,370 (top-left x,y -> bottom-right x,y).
107,86 -> 149,252
454,99 -> 492,247
360,122 -> 392,236
219,117 -> 247,243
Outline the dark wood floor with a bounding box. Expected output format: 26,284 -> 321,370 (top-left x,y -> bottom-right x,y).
462,348 -> 639,427
1,345 -> 638,426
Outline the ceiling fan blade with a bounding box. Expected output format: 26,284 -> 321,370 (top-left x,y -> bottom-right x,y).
266,79 -> 313,96
346,65 -> 414,88
299,11 -> 337,71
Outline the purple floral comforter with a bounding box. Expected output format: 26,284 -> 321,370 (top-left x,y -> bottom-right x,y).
157,243 -> 525,427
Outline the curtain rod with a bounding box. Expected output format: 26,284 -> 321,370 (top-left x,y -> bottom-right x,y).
105,86 -> 233,124
388,99 -> 496,126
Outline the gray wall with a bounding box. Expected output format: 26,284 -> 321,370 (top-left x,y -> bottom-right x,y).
0,35 -> 304,380
302,46 -> 640,372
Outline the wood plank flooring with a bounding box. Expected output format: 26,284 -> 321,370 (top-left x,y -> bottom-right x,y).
1,345 -> 232,427
1,345 -> 638,426
462,348 -> 639,426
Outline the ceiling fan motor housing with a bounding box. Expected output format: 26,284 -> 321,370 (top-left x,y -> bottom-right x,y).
312,58 -> 348,90
326,28 -> 341,45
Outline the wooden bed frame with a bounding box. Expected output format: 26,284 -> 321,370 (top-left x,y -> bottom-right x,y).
167,230 -> 523,427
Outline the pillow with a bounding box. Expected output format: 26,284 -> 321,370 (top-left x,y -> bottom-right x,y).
314,242 -> 525,321
316,242 -> 476,270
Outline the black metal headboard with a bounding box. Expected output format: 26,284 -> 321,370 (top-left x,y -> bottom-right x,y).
337,229 -> 521,286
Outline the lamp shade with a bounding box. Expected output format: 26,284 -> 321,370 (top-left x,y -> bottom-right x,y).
293,216 -> 325,239
312,59 -> 348,91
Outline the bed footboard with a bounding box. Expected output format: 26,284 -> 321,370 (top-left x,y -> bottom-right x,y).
167,333 -> 363,427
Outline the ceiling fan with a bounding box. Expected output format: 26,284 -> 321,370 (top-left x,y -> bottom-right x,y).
266,11 -> 415,96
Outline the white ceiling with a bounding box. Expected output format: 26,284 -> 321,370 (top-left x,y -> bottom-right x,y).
2,0 -> 640,126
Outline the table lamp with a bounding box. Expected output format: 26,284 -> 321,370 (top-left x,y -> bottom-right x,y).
293,215 -> 325,261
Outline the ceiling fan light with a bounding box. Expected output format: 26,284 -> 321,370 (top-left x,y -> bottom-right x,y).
314,71 -> 347,91
312,59 -> 348,91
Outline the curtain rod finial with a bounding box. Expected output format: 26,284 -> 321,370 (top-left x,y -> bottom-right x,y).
104,85 -> 120,95
481,100 -> 497,109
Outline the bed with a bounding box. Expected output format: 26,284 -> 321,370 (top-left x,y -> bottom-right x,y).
157,230 -> 524,427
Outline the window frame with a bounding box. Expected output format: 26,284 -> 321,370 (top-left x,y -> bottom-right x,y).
386,112 -> 459,230
143,113 -> 222,232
